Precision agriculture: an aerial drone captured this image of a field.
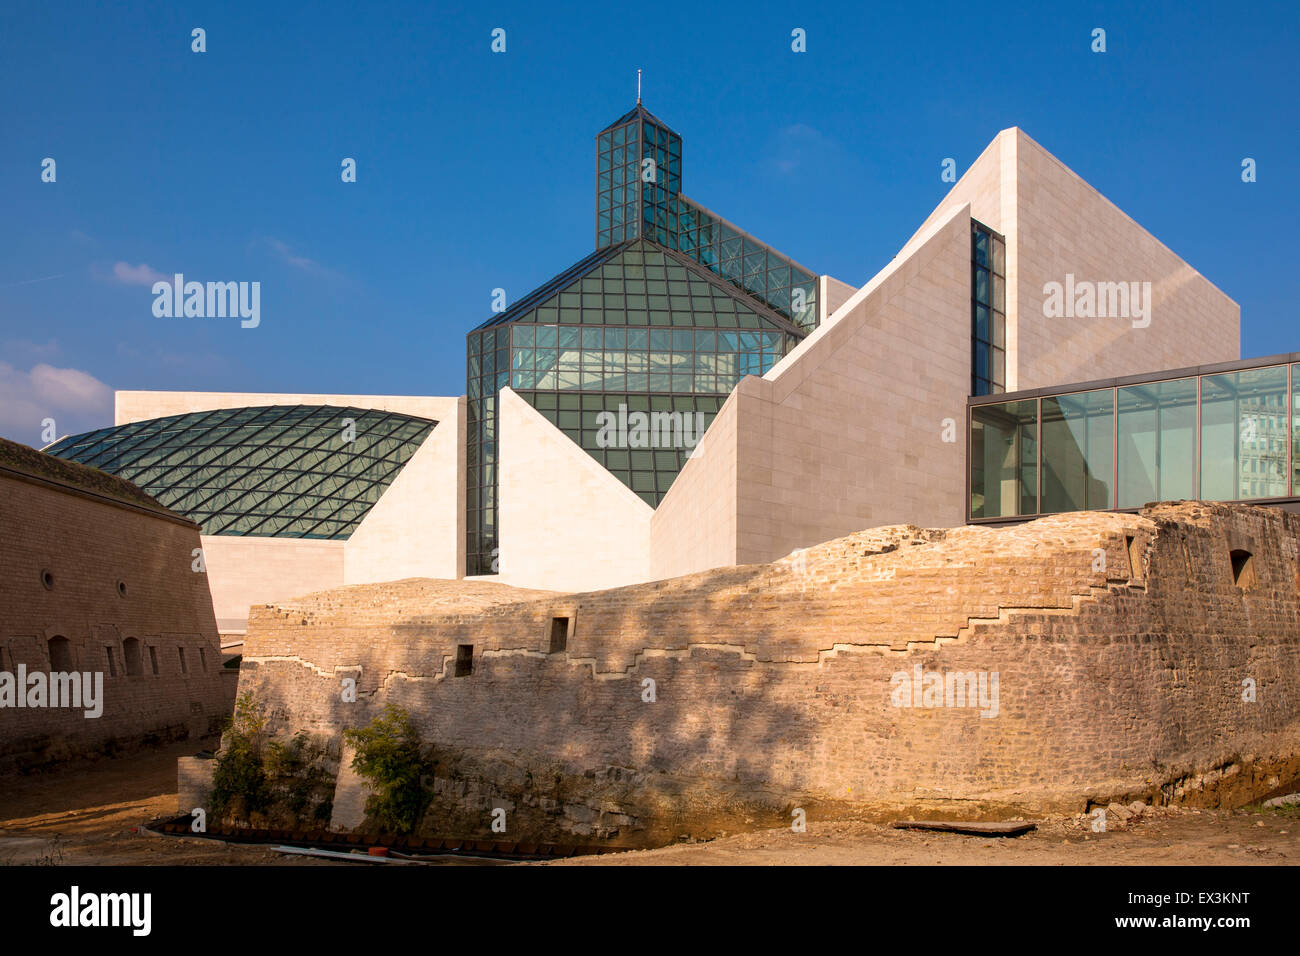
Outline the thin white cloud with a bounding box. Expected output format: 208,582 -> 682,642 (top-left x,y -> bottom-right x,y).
262,237 -> 328,275
0,362 -> 113,446
110,261 -> 169,286
764,123 -> 836,175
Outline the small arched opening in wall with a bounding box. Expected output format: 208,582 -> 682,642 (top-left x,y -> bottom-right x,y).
47,635 -> 73,671
123,637 -> 143,677
1230,549 -> 1257,590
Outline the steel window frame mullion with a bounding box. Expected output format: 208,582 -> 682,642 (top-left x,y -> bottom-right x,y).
166,405 -> 309,518
92,408 -> 229,498
206,406 -> 374,528
295,458 -> 408,538
83,416 -> 177,474
967,403 -> 973,523
136,406 -> 258,482
1195,373 -> 1203,500
1110,386 -> 1118,511
215,410 -> 430,539
287,414 -> 430,538
147,405 -> 296,499
1036,396 -> 1043,515
196,406 -> 411,534
239,409 -> 409,537
91,409 -> 221,478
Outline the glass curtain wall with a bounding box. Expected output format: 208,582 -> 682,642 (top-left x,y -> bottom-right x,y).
1041,389 -> 1115,513
969,399 -> 1037,518
970,361 -> 1298,520
1294,364 -> 1300,495
596,108 -> 817,331
467,326 -> 508,573
971,221 -> 1006,396
1116,378 -> 1197,508
467,240 -> 802,575
1200,366 -> 1289,500
667,196 -> 818,332
596,117 -> 646,247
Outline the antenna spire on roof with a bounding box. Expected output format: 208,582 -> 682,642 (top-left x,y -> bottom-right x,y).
637,68 -> 642,105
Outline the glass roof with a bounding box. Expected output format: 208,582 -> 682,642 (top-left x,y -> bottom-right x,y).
592,101 -> 818,328
470,238 -> 804,338
598,103 -> 679,137
464,102 -> 821,576
471,241 -> 633,331
45,405 -> 436,539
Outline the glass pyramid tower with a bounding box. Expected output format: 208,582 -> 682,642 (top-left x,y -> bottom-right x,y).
466,103 -> 820,575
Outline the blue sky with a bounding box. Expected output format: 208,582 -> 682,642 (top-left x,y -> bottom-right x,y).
1,0 -> 1296,446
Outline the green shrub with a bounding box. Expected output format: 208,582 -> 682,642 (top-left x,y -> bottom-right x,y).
265,731 -> 334,823
343,704 -> 429,834
209,692 -> 270,822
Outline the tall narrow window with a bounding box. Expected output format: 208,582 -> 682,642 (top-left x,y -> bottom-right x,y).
455,644 -> 473,677
48,636 -> 73,671
549,617 -> 570,654
123,638 -> 142,677
971,221 -> 1006,396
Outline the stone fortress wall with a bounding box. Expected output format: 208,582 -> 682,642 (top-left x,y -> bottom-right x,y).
0,438 -> 230,770
235,501 -> 1300,845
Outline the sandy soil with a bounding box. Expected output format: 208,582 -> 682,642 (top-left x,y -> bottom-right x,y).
549,808 -> 1299,865
2,743 -> 1296,866
0,739 -> 334,866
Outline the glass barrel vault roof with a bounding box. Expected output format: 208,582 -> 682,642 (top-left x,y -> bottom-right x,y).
45,404 -> 436,539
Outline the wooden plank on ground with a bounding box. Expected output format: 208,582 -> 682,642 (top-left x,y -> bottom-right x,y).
891,820 -> 1037,837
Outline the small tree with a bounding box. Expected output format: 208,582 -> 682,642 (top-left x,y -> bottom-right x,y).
210,692 -> 270,822
265,731 -> 334,822
343,704 -> 429,834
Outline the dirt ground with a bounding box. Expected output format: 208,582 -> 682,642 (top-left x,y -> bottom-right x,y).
0,739 -> 334,866
1,743 -> 1296,866
550,809 -> 1298,865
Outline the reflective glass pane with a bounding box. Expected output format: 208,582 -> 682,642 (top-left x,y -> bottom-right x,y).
1117,378 -> 1196,508
1294,365 -> 1300,495
45,406 -> 434,540
970,400 -> 1038,518
1042,389 -> 1114,513
1201,366 -> 1288,500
